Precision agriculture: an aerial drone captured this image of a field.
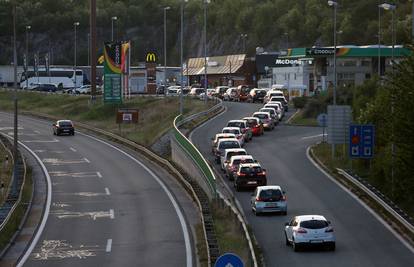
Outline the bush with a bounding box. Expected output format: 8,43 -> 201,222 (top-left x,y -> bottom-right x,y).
292,96 -> 308,109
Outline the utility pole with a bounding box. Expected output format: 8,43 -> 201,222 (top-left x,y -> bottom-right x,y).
74,22 -> 80,89
111,16 -> 118,42
203,0 -> 210,104
12,3 -> 18,195
25,25 -> 31,90
378,3 -> 381,77
180,1 -> 187,115
164,6 -> 170,87
90,0 -> 97,101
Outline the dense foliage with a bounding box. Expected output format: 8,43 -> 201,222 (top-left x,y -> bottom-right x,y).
0,0 -> 412,65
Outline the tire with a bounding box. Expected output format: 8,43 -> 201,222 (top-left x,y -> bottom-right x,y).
285,234 -> 290,246
282,210 -> 287,216
72,131 -> 75,136
329,243 -> 336,251
293,242 -> 300,252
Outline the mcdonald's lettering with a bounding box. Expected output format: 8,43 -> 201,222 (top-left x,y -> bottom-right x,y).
146,53 -> 157,63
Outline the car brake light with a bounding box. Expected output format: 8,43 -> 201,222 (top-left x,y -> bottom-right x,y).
295,228 -> 307,234
237,172 -> 246,176
281,195 -> 287,201
325,227 -> 334,233
258,171 -> 266,176
255,197 -> 263,201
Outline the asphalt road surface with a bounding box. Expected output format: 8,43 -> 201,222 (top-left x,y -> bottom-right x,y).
0,113 -> 193,267
191,101 -> 414,267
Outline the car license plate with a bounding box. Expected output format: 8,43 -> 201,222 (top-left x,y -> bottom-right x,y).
265,203 -> 277,207
310,240 -> 323,243
63,129 -> 69,132
247,181 -> 257,185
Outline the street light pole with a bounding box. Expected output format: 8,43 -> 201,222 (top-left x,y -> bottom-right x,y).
328,0 -> 338,106
240,34 -> 247,53
25,25 -> 31,90
111,16 -> 118,42
90,0 -> 97,101
12,3 -> 18,195
378,4 -> 381,77
164,7 -> 170,87
180,1 -> 188,115
74,22 -> 79,89
203,0 -> 210,104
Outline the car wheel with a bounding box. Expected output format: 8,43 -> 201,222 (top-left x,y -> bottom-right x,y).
293,241 -> 300,252
72,131 -> 75,136
329,243 -> 336,251
282,211 -> 287,216
56,131 -> 60,136
285,234 -> 290,246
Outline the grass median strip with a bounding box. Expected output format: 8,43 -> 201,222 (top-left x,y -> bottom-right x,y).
0,141 -> 12,206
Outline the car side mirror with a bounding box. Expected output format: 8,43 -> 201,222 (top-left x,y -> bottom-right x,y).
285,222 -> 289,226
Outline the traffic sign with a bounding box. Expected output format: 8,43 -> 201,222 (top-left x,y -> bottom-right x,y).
349,124 -> 374,158
214,253 -> 244,267
317,113 -> 327,127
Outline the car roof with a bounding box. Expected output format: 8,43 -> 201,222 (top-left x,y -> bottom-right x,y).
230,155 -> 253,161
256,185 -> 282,191
253,112 -> 270,116
228,120 -> 245,123
57,120 -> 72,123
295,215 -> 327,222
242,117 -> 260,121
239,163 -> 261,168
270,90 -> 284,94
225,148 -> 246,154
216,133 -> 236,138
223,127 -> 241,131
260,108 -> 276,111
267,101 -> 282,105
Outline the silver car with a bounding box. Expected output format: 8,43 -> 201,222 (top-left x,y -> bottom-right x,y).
251,186 -> 287,215
284,215 -> 336,252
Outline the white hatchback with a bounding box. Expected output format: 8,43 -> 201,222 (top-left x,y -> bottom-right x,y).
284,215 -> 336,252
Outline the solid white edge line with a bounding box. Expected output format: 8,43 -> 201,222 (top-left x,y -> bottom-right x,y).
306,146 -> 414,254
106,239 -> 112,252
14,140 -> 52,266
301,133 -> 326,140
79,132 -> 193,267
105,188 -> 111,196
96,171 -> 102,178
188,106 -> 227,142
109,209 -> 115,219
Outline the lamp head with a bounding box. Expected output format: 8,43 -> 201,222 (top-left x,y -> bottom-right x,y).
26,25 -> 31,30
164,6 -> 171,10
327,0 -> 338,7
379,3 -> 396,10
74,22 -> 80,26
112,16 -> 118,20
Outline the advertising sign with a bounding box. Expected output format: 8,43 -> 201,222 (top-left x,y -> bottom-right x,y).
306,47 -> 337,56
145,52 -> 157,94
116,109 -> 139,124
349,124 -> 374,158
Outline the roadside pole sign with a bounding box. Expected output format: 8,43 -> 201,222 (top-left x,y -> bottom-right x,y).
317,113 -> 328,142
349,124 -> 374,158
327,105 -> 352,144
103,42 -> 123,104
214,253 -> 244,267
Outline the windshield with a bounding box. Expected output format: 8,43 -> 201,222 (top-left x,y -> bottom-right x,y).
254,114 -> 268,119
219,141 -> 240,149
300,220 -> 329,229
259,189 -> 282,201
223,129 -> 240,134
261,109 -> 275,115
58,121 -> 72,127
232,158 -> 254,165
240,166 -> 263,173
245,119 -> 258,127
227,122 -> 244,128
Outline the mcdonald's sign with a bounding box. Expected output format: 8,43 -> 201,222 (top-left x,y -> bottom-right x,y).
146,52 -> 157,63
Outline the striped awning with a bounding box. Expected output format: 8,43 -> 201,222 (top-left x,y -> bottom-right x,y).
184,54 -> 246,76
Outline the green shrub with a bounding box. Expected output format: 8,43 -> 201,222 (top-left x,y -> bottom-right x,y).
292,96 -> 307,109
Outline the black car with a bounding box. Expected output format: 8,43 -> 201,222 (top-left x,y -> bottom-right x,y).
250,89 -> 267,103
234,163 -> 267,191
33,83 -> 57,92
53,120 -> 75,136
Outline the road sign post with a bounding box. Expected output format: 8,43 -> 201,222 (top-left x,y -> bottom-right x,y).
317,113 -> 328,142
349,124 -> 375,159
215,253 -> 244,267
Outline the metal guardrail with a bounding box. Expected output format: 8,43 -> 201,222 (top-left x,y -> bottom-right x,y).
337,168 -> 414,234
0,133 -> 27,234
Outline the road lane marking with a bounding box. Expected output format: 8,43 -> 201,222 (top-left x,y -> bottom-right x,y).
96,172 -> 103,178
24,139 -> 59,143
49,171 -> 100,178
50,210 -> 114,220
31,240 -> 98,260
306,146 -> 414,254
34,130 -> 41,134
70,147 -> 77,152
7,132 -> 38,136
106,239 -> 112,253
81,133 -> 192,267
83,157 -> 90,163
0,126 -> 24,131
301,134 -> 327,140
105,188 -> 111,195
42,158 -> 90,165
109,209 -> 114,219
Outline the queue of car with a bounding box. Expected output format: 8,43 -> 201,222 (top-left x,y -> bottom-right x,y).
209,93 -> 336,252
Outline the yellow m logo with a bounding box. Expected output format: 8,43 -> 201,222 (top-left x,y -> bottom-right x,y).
146,53 -> 157,63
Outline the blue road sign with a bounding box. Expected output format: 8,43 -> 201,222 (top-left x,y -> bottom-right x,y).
317,113 -> 328,127
349,124 -> 374,158
215,253 -> 244,267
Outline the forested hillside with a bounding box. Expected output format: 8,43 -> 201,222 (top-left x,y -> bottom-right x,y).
0,0 -> 412,65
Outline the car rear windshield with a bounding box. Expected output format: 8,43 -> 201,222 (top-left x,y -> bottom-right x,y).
59,121 -> 72,127
227,122 -> 244,128
254,114 -> 268,119
240,166 -> 262,174
245,119 -> 258,127
261,109 -> 275,115
227,151 -> 246,160
223,129 -> 240,135
232,158 -> 254,165
300,220 -> 329,229
271,97 -> 286,103
219,141 -> 240,149
259,189 -> 282,201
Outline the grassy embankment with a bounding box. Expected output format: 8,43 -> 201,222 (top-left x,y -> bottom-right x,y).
0,142 -> 12,206
0,91 -> 213,146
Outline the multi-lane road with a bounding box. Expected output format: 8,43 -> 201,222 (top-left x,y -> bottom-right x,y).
0,113 -> 194,267
191,101 -> 414,267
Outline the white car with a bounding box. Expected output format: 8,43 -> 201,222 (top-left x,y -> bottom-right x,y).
252,112 -> 274,130
212,133 -> 236,154
264,102 -> 284,120
220,148 -> 247,171
251,185 -> 287,215
214,138 -> 241,164
166,86 -> 181,96
284,215 -> 336,252
222,127 -> 244,146
76,85 -> 91,94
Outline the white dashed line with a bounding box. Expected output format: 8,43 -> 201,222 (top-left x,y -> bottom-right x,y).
70,147 -> 77,152
34,130 -> 41,134
301,133 -> 326,140
24,139 -> 59,143
105,188 -> 111,196
83,158 -> 90,163
106,239 -> 112,253
96,172 -> 102,178
109,209 -> 115,219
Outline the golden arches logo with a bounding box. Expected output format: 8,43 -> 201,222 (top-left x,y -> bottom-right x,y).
146,53 -> 157,63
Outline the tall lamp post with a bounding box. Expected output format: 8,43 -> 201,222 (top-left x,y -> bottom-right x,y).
379,2 -> 396,197
180,1 -> 188,115
163,6 -> 170,86
240,33 -> 247,53
203,0 -> 210,104
11,2 -> 18,195
111,16 -> 118,42
25,25 -> 31,90
378,4 -> 382,77
328,0 -> 338,106
73,22 -> 80,89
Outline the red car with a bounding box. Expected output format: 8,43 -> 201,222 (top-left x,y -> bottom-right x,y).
242,117 -> 264,136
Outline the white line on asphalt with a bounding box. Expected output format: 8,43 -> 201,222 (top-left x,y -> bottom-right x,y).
83,157 -> 90,163
306,146 -> 414,254
188,106 -> 227,142
70,147 -> 77,152
34,130 -> 41,134
301,133 -> 327,140
23,139 -> 59,143
106,239 -> 112,253
80,132 -> 193,267
109,209 -> 115,219
96,172 -> 102,178
105,188 -> 111,195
